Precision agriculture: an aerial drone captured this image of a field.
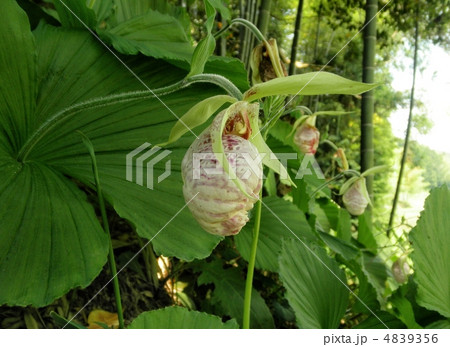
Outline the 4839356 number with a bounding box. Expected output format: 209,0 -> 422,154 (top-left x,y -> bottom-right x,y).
383,334 -> 438,344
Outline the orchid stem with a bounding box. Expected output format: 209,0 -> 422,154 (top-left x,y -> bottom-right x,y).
242,194 -> 262,329
17,74 -> 241,162
78,131 -> 124,329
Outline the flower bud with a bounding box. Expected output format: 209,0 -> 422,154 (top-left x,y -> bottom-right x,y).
392,257 -> 410,284
343,177 -> 370,216
250,38 -> 287,84
293,123 -> 320,155
181,110 -> 263,236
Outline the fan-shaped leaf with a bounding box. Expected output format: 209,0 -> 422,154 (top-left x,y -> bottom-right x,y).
279,239 -> 349,328
410,185 -> 450,318
98,8 -> 193,62
235,197 -> 316,272
0,3 -> 249,305
196,260 -> 275,328
0,0 -> 36,153
128,306 -> 238,329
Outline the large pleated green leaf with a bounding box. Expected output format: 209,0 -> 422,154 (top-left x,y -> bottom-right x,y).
0,156 -> 109,306
110,0 -> 191,34
98,10 -> 193,62
235,197 -> 316,272
128,306 -> 238,329
279,239 -> 349,328
28,24 -> 223,261
410,185 -> 450,318
0,2 -> 249,306
52,0 -> 193,62
0,0 -> 36,154
52,0 -> 97,29
97,0 -> 193,62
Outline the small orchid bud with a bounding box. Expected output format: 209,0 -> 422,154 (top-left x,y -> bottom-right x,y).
181,108 -> 263,237
293,123 -> 320,155
250,38 -> 287,84
392,257 -> 410,284
335,148 -> 349,171
343,177 -> 370,216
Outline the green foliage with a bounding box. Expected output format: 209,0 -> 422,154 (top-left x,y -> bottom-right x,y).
1,0 -> 448,331
195,260 -> 275,328
353,311 -> 405,329
0,0 -> 242,306
409,141 -> 450,189
128,306 -> 239,329
410,185 -> 450,318
235,197 -> 316,272
279,239 -> 349,328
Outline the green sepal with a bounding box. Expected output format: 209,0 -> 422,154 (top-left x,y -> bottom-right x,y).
243,72 -> 381,102
210,102 -> 258,200
339,176 -> 360,196
249,116 -> 296,188
361,165 -> 389,177
158,94 -> 237,147
188,33 -> 216,77
287,115 -> 309,137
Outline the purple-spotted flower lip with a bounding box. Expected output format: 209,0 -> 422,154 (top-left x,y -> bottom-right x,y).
182,128 -> 262,236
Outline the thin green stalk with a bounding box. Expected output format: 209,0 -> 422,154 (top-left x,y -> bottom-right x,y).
242,196 -> 262,329
17,74 -> 241,162
388,2 -> 420,233
78,132 -> 124,329
186,74 -> 242,100
214,18 -> 265,42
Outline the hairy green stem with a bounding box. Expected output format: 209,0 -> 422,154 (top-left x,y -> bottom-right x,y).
242,196 -> 262,329
187,74 -> 242,100
214,18 -> 265,42
17,74 -> 241,162
78,132 -> 124,328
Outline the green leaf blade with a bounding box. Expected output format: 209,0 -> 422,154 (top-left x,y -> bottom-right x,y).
196,260 -> 275,328
279,239 -> 349,328
188,33 -> 216,77
52,0 -> 97,29
410,185 -> 450,318
0,162 -> 109,306
244,72 -> 380,102
0,0 -> 37,153
98,9 -> 193,62
128,306 -> 238,329
235,197 -> 316,272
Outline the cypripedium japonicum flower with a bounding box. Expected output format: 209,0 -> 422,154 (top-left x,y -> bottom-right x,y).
160,101 -> 292,236
289,115 -> 320,155
342,177 -> 370,216
181,107 -> 262,236
158,68 -> 379,234
294,122 -> 320,155
392,257 -> 411,284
